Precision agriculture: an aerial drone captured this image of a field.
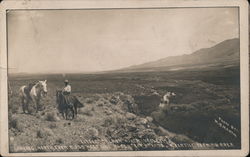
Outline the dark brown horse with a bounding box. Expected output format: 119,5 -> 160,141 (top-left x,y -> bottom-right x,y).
56,90 -> 84,120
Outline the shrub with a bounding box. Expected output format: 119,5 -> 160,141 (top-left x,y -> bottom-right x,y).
36,114 -> 41,119
102,116 -> 113,127
55,138 -> 63,144
36,130 -> 43,138
85,98 -> 94,104
93,125 -> 104,137
115,114 -> 127,124
48,123 -> 57,129
86,127 -> 99,139
97,102 -> 104,107
9,117 -> 23,132
45,112 -> 60,121
27,104 -> 36,114
10,103 -> 19,114
109,96 -> 119,104
36,128 -> 53,138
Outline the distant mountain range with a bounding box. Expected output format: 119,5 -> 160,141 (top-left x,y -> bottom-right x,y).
116,38 -> 240,72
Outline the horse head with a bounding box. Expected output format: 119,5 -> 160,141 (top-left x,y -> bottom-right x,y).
56,90 -> 63,104
165,92 -> 176,97
38,80 -> 47,97
171,92 -> 176,97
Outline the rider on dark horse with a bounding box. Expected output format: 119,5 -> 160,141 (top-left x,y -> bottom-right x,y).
62,80 -> 72,107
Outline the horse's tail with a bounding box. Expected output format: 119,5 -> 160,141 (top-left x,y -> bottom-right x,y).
74,96 -> 84,108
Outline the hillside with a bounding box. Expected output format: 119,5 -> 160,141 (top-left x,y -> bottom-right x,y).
9,92 -> 201,152
120,38 -> 239,72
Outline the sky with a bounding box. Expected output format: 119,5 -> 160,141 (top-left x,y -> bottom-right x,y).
7,8 -> 239,73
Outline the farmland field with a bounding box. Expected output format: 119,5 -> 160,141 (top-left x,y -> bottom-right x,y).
8,65 -> 241,152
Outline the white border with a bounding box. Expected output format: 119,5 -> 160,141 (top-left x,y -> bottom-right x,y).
0,0 -> 249,156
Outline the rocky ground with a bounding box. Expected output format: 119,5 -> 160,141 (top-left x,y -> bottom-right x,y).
9,92 -> 198,152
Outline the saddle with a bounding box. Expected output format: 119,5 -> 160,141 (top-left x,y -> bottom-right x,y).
62,94 -> 74,107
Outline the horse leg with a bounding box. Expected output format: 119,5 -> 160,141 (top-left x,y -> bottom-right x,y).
34,100 -> 38,113
26,99 -> 31,114
61,111 -> 65,119
21,97 -> 26,113
65,108 -> 68,120
72,107 -> 75,119
167,100 -> 172,111
35,98 -> 41,113
37,99 -> 40,112
74,104 -> 77,118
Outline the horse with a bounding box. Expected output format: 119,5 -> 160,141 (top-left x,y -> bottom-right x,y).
56,90 -> 84,120
159,92 -> 176,109
19,80 -> 48,113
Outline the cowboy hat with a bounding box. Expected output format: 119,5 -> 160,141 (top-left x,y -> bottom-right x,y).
64,79 -> 69,83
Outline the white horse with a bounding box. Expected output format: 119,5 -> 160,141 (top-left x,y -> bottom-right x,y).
159,92 -> 176,109
19,80 -> 48,113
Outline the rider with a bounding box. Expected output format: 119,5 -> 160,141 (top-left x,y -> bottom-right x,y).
62,80 -> 72,106
62,80 -> 71,95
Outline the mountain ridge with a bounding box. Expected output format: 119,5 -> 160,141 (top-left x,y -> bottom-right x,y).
116,38 -> 239,72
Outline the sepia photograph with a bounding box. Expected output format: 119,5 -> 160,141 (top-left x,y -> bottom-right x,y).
0,0 -> 249,156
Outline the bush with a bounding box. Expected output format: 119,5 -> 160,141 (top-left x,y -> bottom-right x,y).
8,94 -> 20,114
86,127 -> 99,139
103,114 -> 127,128
115,114 -> 127,125
109,96 -> 119,104
126,112 -> 137,120
93,125 -> 104,137
85,98 -> 95,104
36,114 -> 41,119
9,117 -> 23,132
45,112 -> 60,121
10,103 -> 19,114
55,138 -> 63,144
102,116 -> 114,127
36,130 -> 43,138
36,128 -> 53,138
48,123 -> 57,129
97,102 -> 104,107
